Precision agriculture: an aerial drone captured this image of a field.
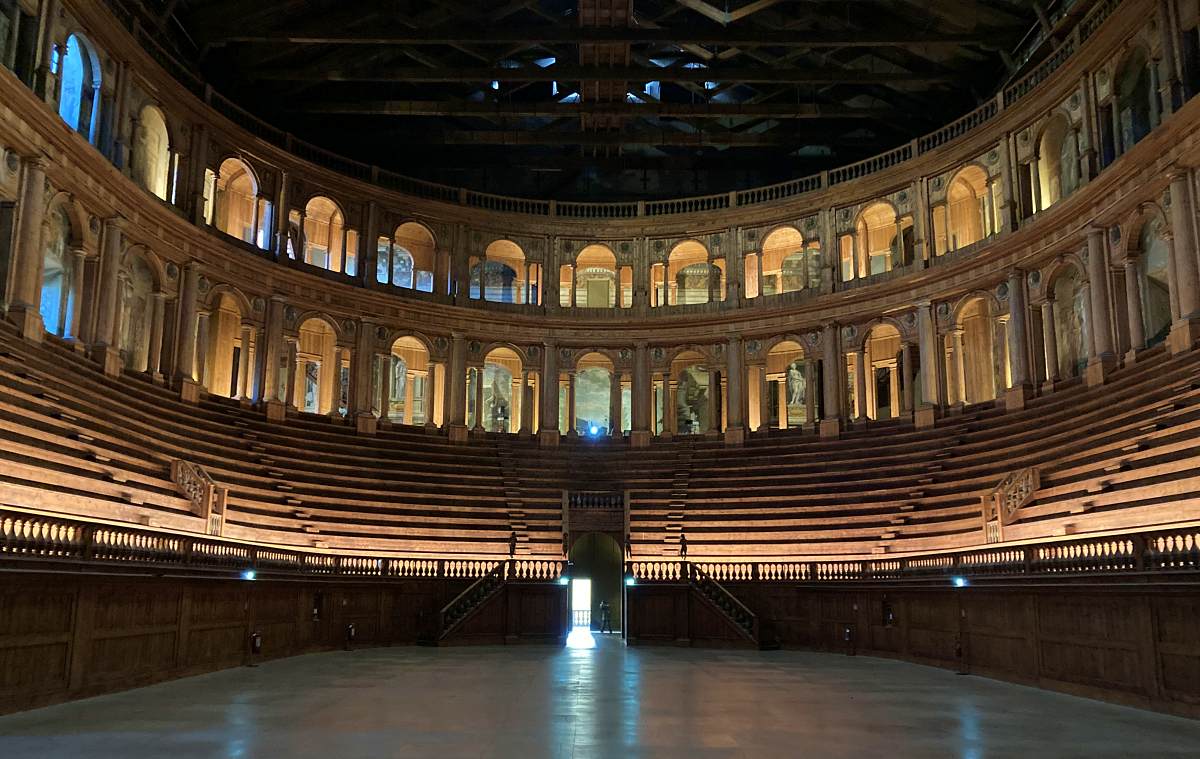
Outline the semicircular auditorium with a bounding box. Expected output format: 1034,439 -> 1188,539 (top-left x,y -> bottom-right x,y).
1,0 -> 1200,753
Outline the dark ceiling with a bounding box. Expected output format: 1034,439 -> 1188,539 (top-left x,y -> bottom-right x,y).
141,0 -> 1064,200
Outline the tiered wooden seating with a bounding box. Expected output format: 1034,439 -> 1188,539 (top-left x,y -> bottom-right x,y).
0,318 -> 1197,562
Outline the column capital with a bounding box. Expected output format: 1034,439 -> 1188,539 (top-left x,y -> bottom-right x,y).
23,154 -> 50,172
104,215 -> 129,232
1164,165 -> 1191,183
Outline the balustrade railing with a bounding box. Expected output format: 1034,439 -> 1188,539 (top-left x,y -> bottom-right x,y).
982,467 -> 1040,543
170,460 -> 228,536
566,491 -> 625,509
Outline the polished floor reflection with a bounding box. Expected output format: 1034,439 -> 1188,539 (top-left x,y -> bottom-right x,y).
1,635 -> 1198,758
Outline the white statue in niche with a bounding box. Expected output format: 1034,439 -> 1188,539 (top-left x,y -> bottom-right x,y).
787,361 -> 805,406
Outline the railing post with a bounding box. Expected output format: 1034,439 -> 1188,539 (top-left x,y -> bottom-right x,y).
1022,545 -> 1035,574
1132,534 -> 1147,571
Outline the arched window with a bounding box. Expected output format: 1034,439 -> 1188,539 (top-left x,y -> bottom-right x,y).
1138,219 -> 1172,346
303,196 -> 357,275
471,240 -> 528,303
39,205 -> 74,337
383,336 -> 432,424
662,241 -> 715,306
118,254 -> 156,371
948,298 -> 999,406
1052,266 -> 1090,379
573,245 -> 619,308
132,105 -> 173,201
377,222 -> 436,292
862,324 -> 904,419
759,340 -> 808,429
293,317 -> 339,413
201,292 -> 250,399
755,228 -> 815,297
1116,48 -> 1155,154
469,347 -> 522,433
1036,115 -> 1078,212
57,34 -> 101,143
205,158 -> 271,249
848,202 -> 909,279
936,166 -> 997,253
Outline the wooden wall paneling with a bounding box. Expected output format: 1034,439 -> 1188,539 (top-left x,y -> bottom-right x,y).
1153,593 -> 1200,706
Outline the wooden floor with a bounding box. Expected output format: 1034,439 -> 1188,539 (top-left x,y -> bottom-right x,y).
0,635 -> 1197,758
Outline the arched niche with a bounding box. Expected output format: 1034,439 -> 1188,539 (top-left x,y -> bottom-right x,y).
39,203 -> 77,338
948,296 -> 1000,406
117,249 -> 160,372
384,335 -> 432,424
936,165 -> 998,254
58,33 -> 102,143
302,196 -> 357,275
469,346 -> 523,433
1115,47 -> 1155,154
473,240 -> 528,304
1136,217 -> 1172,346
378,222 -> 436,292
664,240 -> 716,306
760,339 -> 808,429
206,158 -> 270,248
572,351 -> 615,435
1050,264 -> 1091,379
1037,114 -> 1078,212
749,227 -> 819,298
293,316 -> 340,414
132,105 -> 173,201
669,349 -> 716,435
571,244 -> 619,309
202,291 -> 254,399
863,323 -> 903,419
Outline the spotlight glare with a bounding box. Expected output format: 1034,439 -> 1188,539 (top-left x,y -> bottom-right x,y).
624,576 -> 636,586
589,425 -> 599,435
557,575 -> 570,585
240,569 -> 257,581
951,575 -> 968,588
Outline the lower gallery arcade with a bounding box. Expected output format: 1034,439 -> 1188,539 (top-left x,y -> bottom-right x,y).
2,0 -> 1200,754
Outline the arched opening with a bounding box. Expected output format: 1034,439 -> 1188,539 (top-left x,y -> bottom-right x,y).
1138,218 -> 1172,347
662,241 -> 715,306
1116,48 -> 1155,155
1037,115 -> 1078,211
132,105 -> 173,201
293,317 -> 339,414
758,340 -> 808,429
384,336 -> 431,424
567,532 -> 623,636
39,204 -> 75,338
863,324 -> 903,419
849,202 -> 910,279
669,350 -> 717,435
57,33 -> 101,143
302,196 -> 357,275
1052,265 -> 1090,379
936,166 -> 996,253
472,240 -> 527,304
207,158 -> 269,248
947,298 -> 999,406
469,347 -> 522,433
573,352 -> 614,435
118,253 -> 157,372
203,293 -> 250,399
378,222 -> 435,292
573,244 -> 619,308
754,227 -> 818,297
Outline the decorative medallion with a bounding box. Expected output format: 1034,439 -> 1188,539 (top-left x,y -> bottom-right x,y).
804,217 -> 818,231
619,348 -> 631,361
252,297 -> 265,313
806,331 -> 818,345
838,208 -> 851,222
342,319 -> 356,335
1109,227 -> 1121,244
987,149 -> 1000,165
89,216 -> 100,234
996,282 -> 1010,301
747,229 -> 758,241
931,176 -> 943,190
936,303 -> 950,319
285,306 -> 298,324
654,239 -> 665,251
653,347 -> 666,361
713,343 -> 725,357
559,347 -> 571,361
198,277 -> 211,294
1069,92 -> 1081,110
747,339 -> 761,354
1097,70 -> 1109,87
165,262 -> 179,280
375,326 -> 388,340
903,313 -> 916,328
897,190 -> 908,203
712,234 -> 723,249
841,325 -> 857,341
1019,129 -> 1030,144
528,345 -> 540,359
1028,270 -> 1042,289
434,336 -> 449,352
469,340 -> 482,354
620,242 -> 631,254
4,151 -> 17,173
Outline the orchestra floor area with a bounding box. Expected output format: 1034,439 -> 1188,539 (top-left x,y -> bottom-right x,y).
1,634 -> 1197,758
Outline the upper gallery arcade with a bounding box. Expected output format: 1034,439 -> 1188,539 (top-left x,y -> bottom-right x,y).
0,0 -> 1197,448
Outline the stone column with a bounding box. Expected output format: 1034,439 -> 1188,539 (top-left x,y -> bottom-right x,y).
724,336 -> 745,444
631,342 -> 650,446
900,343 -> 914,413
351,323 -> 376,432
539,340 -> 559,445
173,263 -> 201,398
147,293 -> 165,379
610,372 -> 623,437
405,370 -> 417,425
447,332 -> 468,440
820,324 -> 841,437
916,302 -> 939,411
804,359 -> 817,424
285,338 -> 298,409
9,159 -> 48,339
262,297 -> 285,411
91,219 -> 126,374
666,380 -> 678,435
194,312 -> 210,392
424,367 -> 437,428
1167,171 -> 1200,353
705,368 -> 718,432
950,328 -> 966,405
236,324 -> 252,400
519,370 -> 533,435
67,248 -> 88,342
379,354 -> 393,419
853,348 -> 868,420
473,367 -> 486,432
1007,270 -> 1031,398
758,365 -> 770,431
776,379 -> 787,429
1124,259 -> 1146,358
1041,301 -> 1059,384
566,370 -> 577,434
1086,228 -> 1115,370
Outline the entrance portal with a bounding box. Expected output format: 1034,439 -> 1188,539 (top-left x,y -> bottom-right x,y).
566,532 -> 623,640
